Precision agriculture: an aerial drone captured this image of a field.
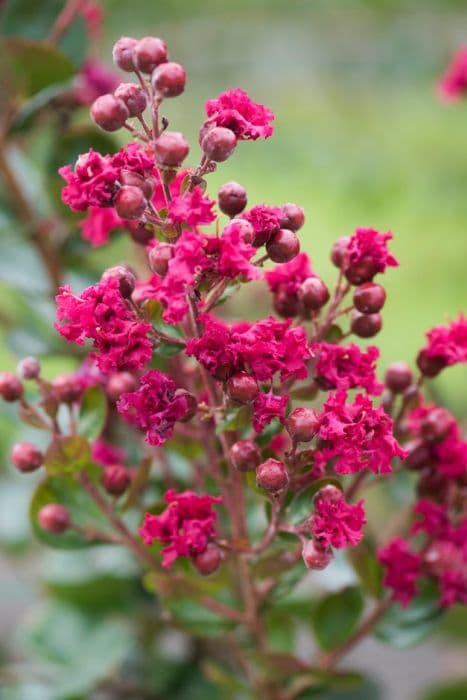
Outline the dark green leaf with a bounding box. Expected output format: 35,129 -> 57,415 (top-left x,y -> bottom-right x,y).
43,435 -> 91,476
347,539 -> 384,599
324,324 -> 344,344
312,586 -> 364,651
78,385 -> 107,441
215,405 -> 251,434
164,598 -> 236,637
418,680 -> 467,700
46,574 -> 144,614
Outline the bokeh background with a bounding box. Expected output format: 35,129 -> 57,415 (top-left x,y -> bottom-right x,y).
1,1 -> 467,699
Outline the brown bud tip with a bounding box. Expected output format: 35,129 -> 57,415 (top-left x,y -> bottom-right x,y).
256,458 -> 289,493
11,442 -> 43,473
201,127 -> 237,162
266,228 -> 300,263
229,439 -> 262,472
38,504 -> 70,534
353,282 -> 386,314
155,131 -> 190,167
302,539 -> 333,570
218,181 -> 247,217
90,94 -> 129,132
385,362 -> 413,393
226,372 -> 258,404
133,36 -> 168,74
112,37 -> 138,72
0,372 -> 24,402
152,62 -> 186,97
192,543 -> 223,576
281,203 -> 305,231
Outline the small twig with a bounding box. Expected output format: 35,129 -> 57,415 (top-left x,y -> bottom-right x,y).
48,0 -> 87,45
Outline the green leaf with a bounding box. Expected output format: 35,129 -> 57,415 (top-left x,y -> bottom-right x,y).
347,539 -> 384,599
141,298 -> 185,355
324,324 -> 344,344
418,680 -> 467,700
375,580 -> 444,648
164,598 -> 236,637
78,385 -> 107,441
29,475 -> 110,549
287,478 -> 342,526
0,38 -> 75,99
46,574 -> 144,614
43,435 -> 91,476
312,586 -> 364,651
215,405 -> 251,434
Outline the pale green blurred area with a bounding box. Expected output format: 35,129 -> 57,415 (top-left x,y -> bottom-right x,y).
99,0 -> 467,412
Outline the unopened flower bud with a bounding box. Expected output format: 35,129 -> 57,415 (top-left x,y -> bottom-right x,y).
266,228 -> 300,263
298,276 -> 330,311
330,236 -> 350,268
174,389 -> 198,421
226,372 -> 258,403
192,543 -> 222,576
351,310 -> 382,338
114,185 -> 147,219
314,484 -> 342,504
421,407 -> 454,443
120,169 -> 155,199
155,131 -> 190,167
405,441 -> 432,471
112,37 -> 138,72
17,356 -> 41,380
384,362 -> 412,393
229,439 -> 261,472
302,539 -> 333,570
38,504 -> 70,534
353,282 -> 386,314
345,260 -> 377,286
114,82 -> 147,116
106,372 -> 138,400
416,350 -> 446,378
11,442 -> 43,473
52,374 -> 82,403
101,264 -> 136,299
0,372 -> 23,402
90,94 -> 129,132
128,222 -> 154,245
286,407 -> 320,443
202,127 -> 237,162
417,467 -> 449,502
256,458 -> 289,493
102,464 -> 132,496
273,288 -> 300,318
223,218 -> 254,244
218,181 -> 247,217
148,243 -> 174,276
133,36 -> 168,74
152,62 -> 186,97
281,203 -> 305,231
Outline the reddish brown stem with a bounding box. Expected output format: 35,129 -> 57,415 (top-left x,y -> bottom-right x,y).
48,0 -> 87,45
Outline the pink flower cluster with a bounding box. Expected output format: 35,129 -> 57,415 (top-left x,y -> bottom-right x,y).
315,392 -> 407,475
418,314 -> 467,374
242,204 -> 283,246
204,88 -> 274,141
252,391 -> 289,433
310,492 -> 366,549
139,489 -> 222,568
55,278 -> 152,373
408,404 -> 467,480
117,370 -> 193,446
378,538 -> 422,608
343,227 -> 399,279
311,342 -> 383,395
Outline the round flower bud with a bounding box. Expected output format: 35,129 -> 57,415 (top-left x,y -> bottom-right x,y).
384,362 -> 413,394
281,203 -> 305,231
266,228 -> 300,263
416,350 -> 446,378
256,458 -> 289,493
223,218 -> 254,244
52,373 -> 82,404
302,539 -> 333,570
128,222 -> 153,245
330,236 -> 350,268
38,504 -> 70,534
420,407 -> 454,443
112,37 -> 138,72
298,276 -> 330,311
218,181 -> 247,217
102,464 -> 132,496
155,131 -> 190,167
152,62 -> 186,97
114,82 -> 147,116
286,407 -> 320,443
353,282 -> 386,314
106,372 -> 138,400
17,356 -> 41,380
345,260 -> 377,286
314,484 -> 342,504
0,372 -> 24,402
192,543 -> 222,576
351,311 -> 382,338
202,127 -> 237,162
148,243 -> 174,276
133,36 -> 168,74
11,442 -> 43,473
273,289 -> 300,318
226,372 -> 258,404
229,439 -> 261,472
90,94 -> 129,132
174,389 -> 198,421
417,467 -> 449,503
101,265 -> 136,298
114,185 -> 147,220
120,169 -> 155,200
405,441 -> 432,471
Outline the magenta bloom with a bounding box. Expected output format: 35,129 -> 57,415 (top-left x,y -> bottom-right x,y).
311,342 -> 383,395
80,206 -> 127,247
438,47 -> 467,102
419,314 -> 467,370
92,439 -> 128,467
310,494 -> 366,549
168,186 -> 216,227
252,391 -> 288,434
265,252 -> 314,296
411,499 -> 450,538
345,227 -> 399,277
439,569 -> 467,607
117,370 -> 192,446
315,392 -> 407,475
242,204 -> 283,245
216,221 -> 260,281
55,278 -> 152,373
74,59 -> 119,105
378,538 -> 422,608
139,489 -> 222,568
204,88 -> 274,140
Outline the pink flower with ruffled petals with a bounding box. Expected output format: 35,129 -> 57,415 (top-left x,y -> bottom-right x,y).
310,494 -> 366,549
59,150 -> 119,211
79,206 -> 127,246
411,499 -> 450,538
311,342 -> 383,395
204,88 -> 274,140
439,569 -> 467,607
117,370 -> 191,446
92,439 -> 128,467
438,47 -> 467,102
419,314 -> 467,370
168,186 -> 216,227
265,253 -> 314,296
252,391 -> 288,433
378,538 -> 422,608
216,221 -> 260,281
344,227 -> 399,277
139,489 -> 222,568
242,204 -> 283,246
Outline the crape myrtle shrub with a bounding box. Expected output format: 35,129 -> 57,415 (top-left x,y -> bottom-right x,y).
0,2 -> 466,699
